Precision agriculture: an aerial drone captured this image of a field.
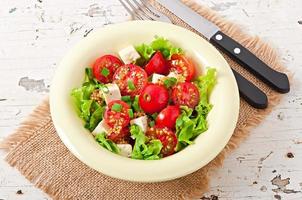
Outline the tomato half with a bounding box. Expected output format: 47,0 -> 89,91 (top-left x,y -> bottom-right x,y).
172,82 -> 200,108
168,54 -> 195,81
107,127 -> 130,143
146,126 -> 177,157
92,55 -> 123,83
104,100 -> 130,128
145,51 -> 169,76
113,64 -> 148,97
139,84 -> 169,114
156,106 -> 180,129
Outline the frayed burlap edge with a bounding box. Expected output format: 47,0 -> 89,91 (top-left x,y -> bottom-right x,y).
0,98 -> 51,151
0,1 -> 292,199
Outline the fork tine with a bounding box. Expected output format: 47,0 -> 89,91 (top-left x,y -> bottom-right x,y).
131,0 -> 158,20
118,0 -> 143,20
139,0 -> 161,18
124,0 -> 152,20
139,0 -> 172,23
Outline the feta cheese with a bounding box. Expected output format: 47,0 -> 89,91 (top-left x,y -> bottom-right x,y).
101,83 -> 121,105
118,45 -> 141,64
167,71 -> 178,78
152,73 -> 165,84
130,116 -> 148,133
117,144 -> 132,157
92,120 -> 111,136
167,71 -> 186,83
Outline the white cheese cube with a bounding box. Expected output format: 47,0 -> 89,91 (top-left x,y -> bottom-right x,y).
167,71 -> 185,83
118,45 -> 141,64
92,120 -> 111,136
117,144 -> 132,157
101,83 -> 121,105
167,71 -> 178,78
152,73 -> 165,83
130,116 -> 148,133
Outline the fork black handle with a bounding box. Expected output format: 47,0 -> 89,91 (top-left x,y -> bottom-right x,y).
210,31 -> 290,93
232,69 -> 268,109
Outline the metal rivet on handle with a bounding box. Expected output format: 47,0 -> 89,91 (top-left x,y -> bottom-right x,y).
234,48 -> 241,54
215,34 -> 223,41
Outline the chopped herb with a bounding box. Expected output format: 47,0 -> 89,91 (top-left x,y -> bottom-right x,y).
132,96 -> 140,112
163,77 -> 177,88
151,113 -> 158,120
101,67 -> 110,77
128,80 -> 136,91
149,121 -> 155,127
128,109 -> 134,118
121,95 -> 131,102
112,103 -> 122,112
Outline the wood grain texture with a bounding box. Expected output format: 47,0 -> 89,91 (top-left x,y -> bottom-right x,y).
0,0 -> 301,199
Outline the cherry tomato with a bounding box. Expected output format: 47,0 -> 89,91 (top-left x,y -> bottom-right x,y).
168,54 -> 195,82
146,126 -> 177,157
145,51 -> 169,76
92,55 -> 123,83
104,100 -> 130,128
156,106 -> 180,129
113,64 -> 148,96
107,127 -> 130,143
172,82 -> 200,108
139,84 -> 169,114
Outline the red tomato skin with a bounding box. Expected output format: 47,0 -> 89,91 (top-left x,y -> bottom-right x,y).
168,54 -> 195,82
104,100 -> 130,128
145,51 -> 169,76
113,64 -> 148,97
172,82 -> 200,108
146,126 -> 177,156
155,106 -> 180,129
92,55 -> 123,83
107,127 -> 130,143
139,84 -> 169,114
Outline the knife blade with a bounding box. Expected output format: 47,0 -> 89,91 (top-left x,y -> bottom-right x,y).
156,0 -> 290,94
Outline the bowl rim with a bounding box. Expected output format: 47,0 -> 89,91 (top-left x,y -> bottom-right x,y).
50,20 -> 240,182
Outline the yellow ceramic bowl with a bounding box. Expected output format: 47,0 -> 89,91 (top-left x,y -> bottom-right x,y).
50,21 -> 239,182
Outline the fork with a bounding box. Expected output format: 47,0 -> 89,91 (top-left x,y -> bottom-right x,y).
118,0 -> 268,109
118,0 -> 171,23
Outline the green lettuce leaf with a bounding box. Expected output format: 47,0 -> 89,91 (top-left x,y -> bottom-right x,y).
80,100 -> 93,121
150,36 -> 182,59
195,68 -> 217,105
130,124 -> 163,160
175,68 -> 217,148
85,102 -> 106,131
95,133 -> 120,154
135,36 -> 182,63
71,67 -> 106,131
135,44 -> 155,62
71,84 -> 95,116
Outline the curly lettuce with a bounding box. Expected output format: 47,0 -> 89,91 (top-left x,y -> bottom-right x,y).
95,133 -> 120,154
71,68 -> 106,131
135,36 -> 182,63
130,124 -> 163,160
175,68 -> 217,150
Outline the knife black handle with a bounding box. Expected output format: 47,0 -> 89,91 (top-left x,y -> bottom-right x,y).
210,31 -> 290,93
232,69 -> 268,109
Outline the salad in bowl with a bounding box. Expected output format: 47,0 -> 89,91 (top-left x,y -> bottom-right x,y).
71,36 -> 216,160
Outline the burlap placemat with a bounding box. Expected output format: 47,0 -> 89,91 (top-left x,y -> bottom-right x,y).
0,0 -> 291,199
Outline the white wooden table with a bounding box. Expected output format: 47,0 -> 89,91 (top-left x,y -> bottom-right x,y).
0,0 -> 301,199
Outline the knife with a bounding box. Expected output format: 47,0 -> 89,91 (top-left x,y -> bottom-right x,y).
232,70 -> 268,109
156,0 -> 290,94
